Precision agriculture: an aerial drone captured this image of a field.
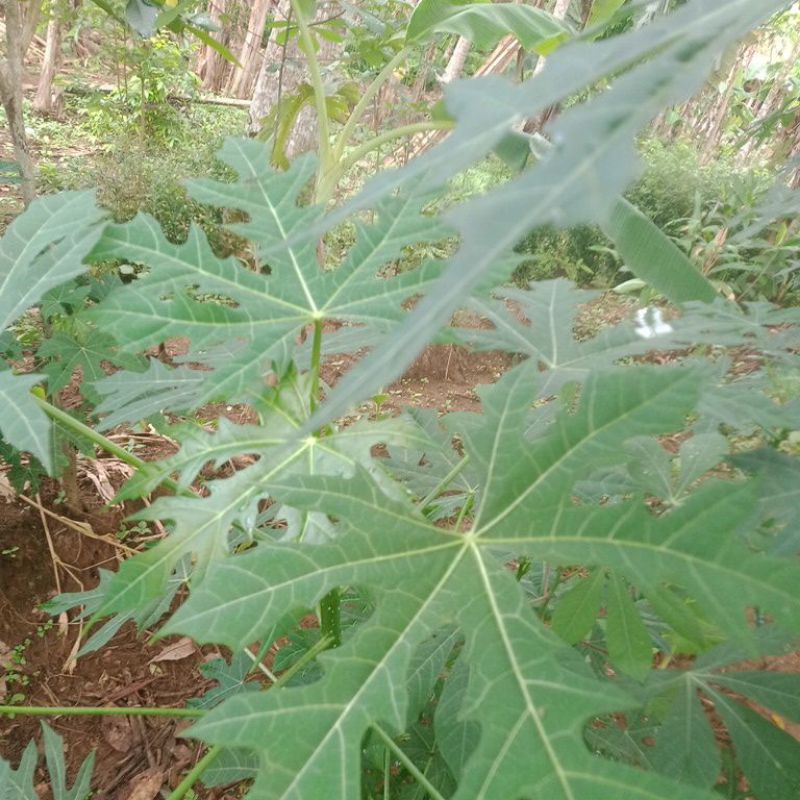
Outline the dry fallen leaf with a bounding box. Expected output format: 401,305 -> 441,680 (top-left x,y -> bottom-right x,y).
0,473 -> 16,502
101,713 -> 133,753
119,768 -> 164,800
149,637 -> 197,664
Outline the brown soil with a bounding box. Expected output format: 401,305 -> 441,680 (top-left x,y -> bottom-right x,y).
0,489 -> 217,798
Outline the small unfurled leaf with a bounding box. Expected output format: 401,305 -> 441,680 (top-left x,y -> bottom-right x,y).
605,572 -> 653,681
551,569 -> 605,645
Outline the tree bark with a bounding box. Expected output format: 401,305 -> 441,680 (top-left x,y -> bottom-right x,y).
248,0 -> 291,136
533,0 -> 572,76
226,0 -> 273,99
0,0 -> 41,205
247,0 -> 339,161
442,36 -> 472,84
199,0 -> 236,93
33,16 -> 64,115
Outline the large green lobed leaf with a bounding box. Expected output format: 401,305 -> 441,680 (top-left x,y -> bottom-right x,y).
0,191 -> 105,469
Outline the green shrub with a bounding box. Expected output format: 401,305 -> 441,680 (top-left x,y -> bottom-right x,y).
38,106 -> 245,257
513,138 -> 767,287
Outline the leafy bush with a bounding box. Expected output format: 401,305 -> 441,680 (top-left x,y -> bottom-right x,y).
38,106 -> 245,255
626,138 -> 746,231
81,33 -> 201,146
2,2 -> 800,800
514,138 -> 767,288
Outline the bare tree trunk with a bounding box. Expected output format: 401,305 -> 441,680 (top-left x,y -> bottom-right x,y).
0,0 -> 41,205
699,58 -> 740,163
248,0 -> 290,135
247,1 -> 341,160
442,36 -> 472,84
198,0 -> 223,89
226,0 -> 273,98
525,0 -> 574,133
533,0 -> 572,76
33,16 -> 64,115
200,0 -> 236,93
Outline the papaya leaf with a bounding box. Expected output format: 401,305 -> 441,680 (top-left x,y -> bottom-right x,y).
551,569 -> 605,645
88,140 -> 449,409
0,723 -> 95,800
93,369 -> 433,615
407,1 -> 570,52
303,0 -> 789,435
0,191 -> 105,469
166,361 -> 800,799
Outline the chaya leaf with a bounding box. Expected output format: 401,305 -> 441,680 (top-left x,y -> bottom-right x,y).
88,139 -> 448,409
166,364 -> 800,799
301,0 -> 788,436
0,722 -> 95,800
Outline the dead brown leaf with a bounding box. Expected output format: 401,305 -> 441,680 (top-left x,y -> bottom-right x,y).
118,768 -> 164,800
101,713 -> 133,753
149,637 -> 197,664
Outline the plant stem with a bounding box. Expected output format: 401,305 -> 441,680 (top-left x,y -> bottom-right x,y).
372,724 -> 447,800
333,48 -> 408,163
0,705 -> 203,719
35,394 -> 186,497
309,318 -> 324,414
166,633 -> 334,799
35,395 -> 145,471
419,455 -> 470,510
339,120 -> 454,175
307,315 -> 340,645
319,588 -> 341,648
291,0 -> 334,199
167,745 -> 222,800
383,743 -> 391,800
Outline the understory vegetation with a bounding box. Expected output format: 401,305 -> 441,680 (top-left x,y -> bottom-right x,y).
1,1 -> 800,799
